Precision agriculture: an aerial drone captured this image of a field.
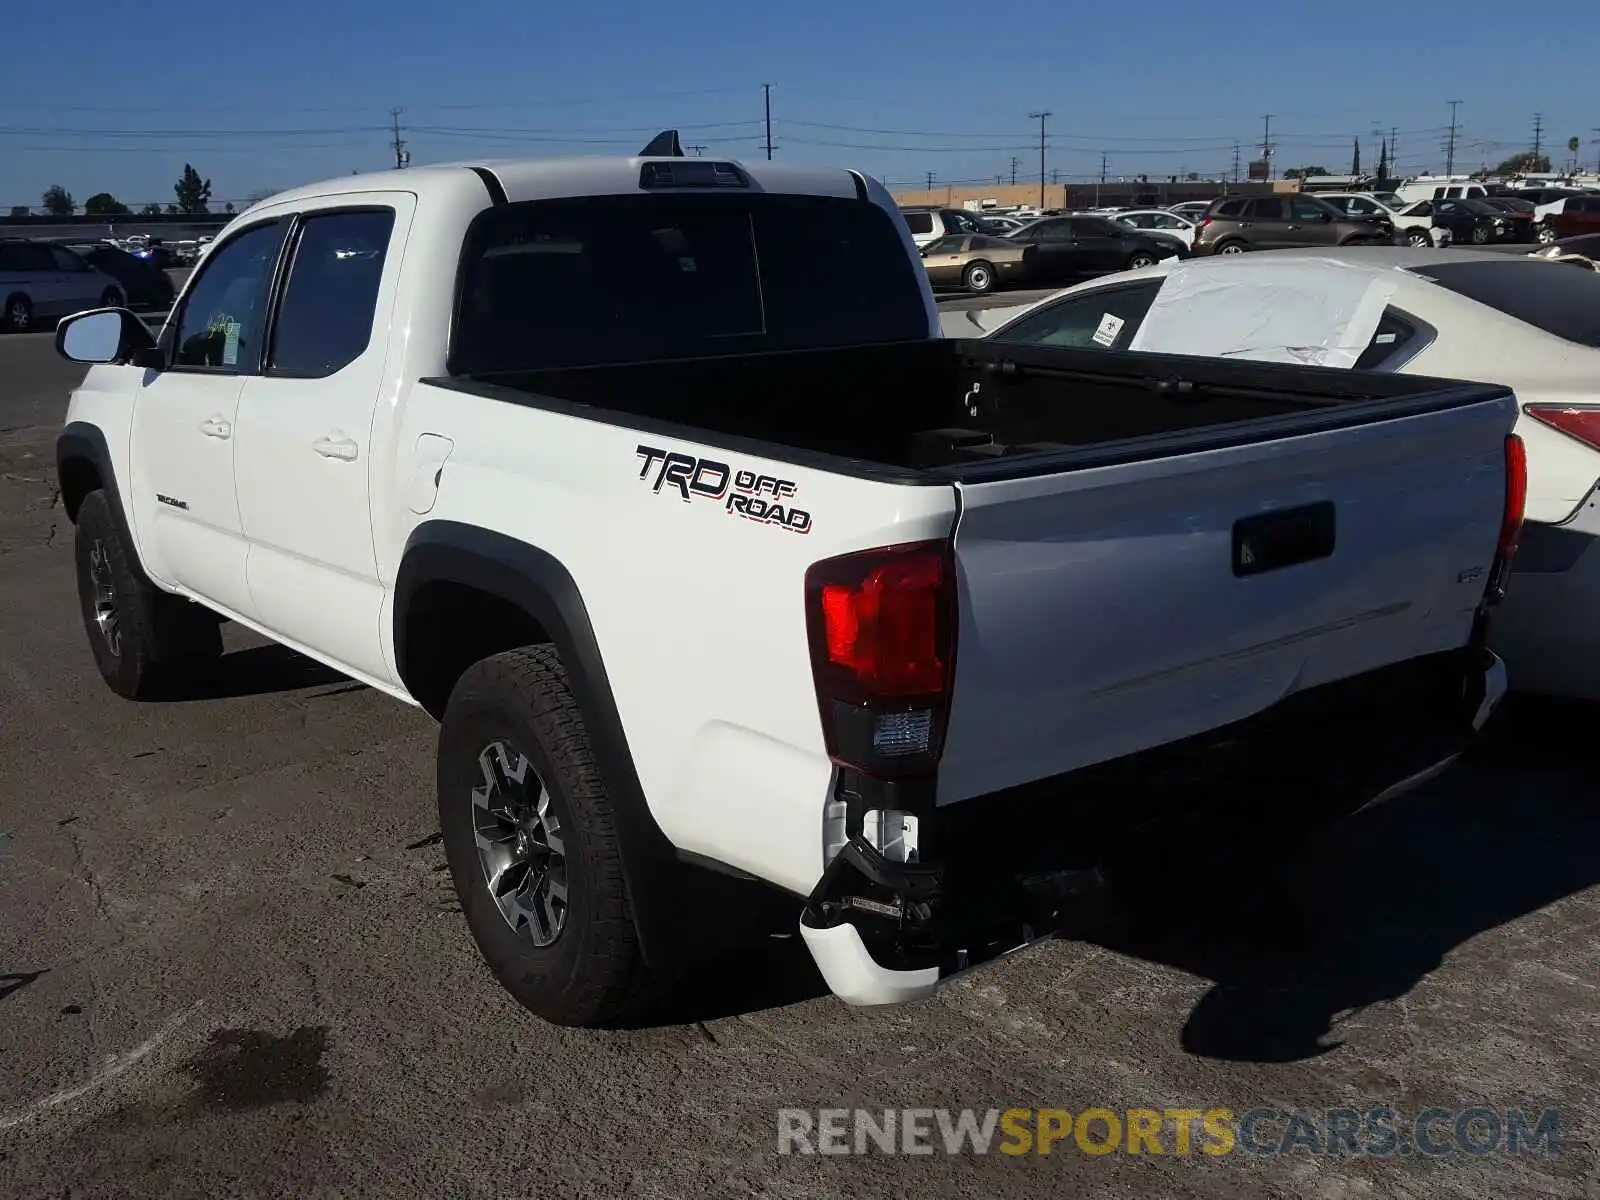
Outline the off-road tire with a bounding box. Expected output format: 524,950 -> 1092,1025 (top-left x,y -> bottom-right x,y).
73,488 -> 223,699
438,645 -> 662,1027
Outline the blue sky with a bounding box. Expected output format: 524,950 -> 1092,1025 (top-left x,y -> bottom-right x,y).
3,0 -> 1598,209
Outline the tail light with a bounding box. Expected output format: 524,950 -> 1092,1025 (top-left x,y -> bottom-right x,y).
1500,433 -> 1527,560
1486,433 -> 1527,605
1199,217 -> 1213,230
804,540 -> 956,779
1524,404 -> 1600,452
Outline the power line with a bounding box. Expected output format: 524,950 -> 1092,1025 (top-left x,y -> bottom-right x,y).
390,108 -> 409,169
1028,110 -> 1051,209
762,84 -> 775,160
1446,100 -> 1461,176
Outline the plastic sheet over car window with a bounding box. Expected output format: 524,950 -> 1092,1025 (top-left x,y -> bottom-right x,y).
1126,257 -> 1397,370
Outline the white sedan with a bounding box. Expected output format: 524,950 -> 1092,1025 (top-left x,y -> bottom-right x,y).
956,247 -> 1600,700
1111,208 -> 1197,248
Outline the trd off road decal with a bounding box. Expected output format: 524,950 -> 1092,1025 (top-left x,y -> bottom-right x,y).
634,444 -> 813,534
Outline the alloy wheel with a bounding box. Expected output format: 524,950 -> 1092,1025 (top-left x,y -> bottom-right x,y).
471,740 -> 569,946
87,538 -> 121,656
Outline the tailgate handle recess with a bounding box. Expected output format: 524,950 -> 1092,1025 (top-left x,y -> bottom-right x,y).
1233,501 -> 1336,577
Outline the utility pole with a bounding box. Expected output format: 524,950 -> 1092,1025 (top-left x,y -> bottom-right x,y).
1261,114 -> 1273,179
1391,126 -> 1399,176
1097,151 -> 1108,206
390,107 -> 409,169
762,84 -> 774,160
1232,141 -> 1241,184
1029,110 -> 1051,209
1532,112 -> 1544,166
1445,100 -> 1461,177
1593,128 -> 1600,175
1010,156 -> 1019,186
925,170 -> 935,199
686,144 -> 706,157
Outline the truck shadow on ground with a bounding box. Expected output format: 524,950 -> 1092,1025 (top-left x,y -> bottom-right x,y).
161,644 -> 349,702
1076,694 -> 1600,1064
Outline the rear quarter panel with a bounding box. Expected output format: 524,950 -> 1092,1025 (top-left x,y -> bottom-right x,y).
401,383 -> 956,895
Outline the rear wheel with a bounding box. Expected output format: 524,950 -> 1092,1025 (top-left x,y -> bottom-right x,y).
99,287 -> 123,307
73,489 -> 222,699
438,646 -> 665,1027
1215,240 -> 1247,256
1470,224 -> 1491,245
1126,252 -> 1158,270
2,293 -> 31,333
1538,222 -> 1557,244
962,260 -> 996,294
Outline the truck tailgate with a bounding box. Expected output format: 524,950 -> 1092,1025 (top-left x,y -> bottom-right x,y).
936,394 -> 1515,804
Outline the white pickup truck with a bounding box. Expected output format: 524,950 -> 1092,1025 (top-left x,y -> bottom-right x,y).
54,138 -> 1522,1027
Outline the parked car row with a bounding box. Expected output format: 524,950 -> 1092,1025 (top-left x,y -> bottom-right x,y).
0,235 -> 181,330
945,237 -> 1600,701
0,237 -> 127,332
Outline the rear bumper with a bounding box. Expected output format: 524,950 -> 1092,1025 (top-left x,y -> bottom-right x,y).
800,644 -> 1507,1006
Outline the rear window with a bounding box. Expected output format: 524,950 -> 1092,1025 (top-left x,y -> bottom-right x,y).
449,194 -> 930,374
1413,260 -> 1600,348
902,211 -> 935,235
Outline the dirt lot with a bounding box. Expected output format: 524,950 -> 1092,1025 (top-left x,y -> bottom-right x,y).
1,334 -> 1597,1199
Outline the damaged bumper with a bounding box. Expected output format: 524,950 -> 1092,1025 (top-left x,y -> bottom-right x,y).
799,644 -> 1508,1006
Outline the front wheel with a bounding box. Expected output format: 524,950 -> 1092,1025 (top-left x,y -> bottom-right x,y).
73,489 -> 222,699
1470,225 -> 1491,245
438,646 -> 663,1028
99,287 -> 123,308
1406,228 -> 1432,248
962,260 -> 996,294
1537,222 -> 1557,244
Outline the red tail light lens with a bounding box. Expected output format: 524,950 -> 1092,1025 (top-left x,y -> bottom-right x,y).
1199,217 -> 1213,230
1500,432 -> 1527,562
805,541 -> 956,777
1525,404 -> 1600,452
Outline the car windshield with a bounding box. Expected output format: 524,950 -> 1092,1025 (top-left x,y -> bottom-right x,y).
1371,193 -> 1403,208
449,192 -> 930,374
1412,259 -> 1600,348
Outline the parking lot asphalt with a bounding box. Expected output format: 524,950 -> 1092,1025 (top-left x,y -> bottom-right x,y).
2,335 -> 1599,1199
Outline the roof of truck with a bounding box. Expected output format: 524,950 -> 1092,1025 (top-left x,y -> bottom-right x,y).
241,156 -> 866,214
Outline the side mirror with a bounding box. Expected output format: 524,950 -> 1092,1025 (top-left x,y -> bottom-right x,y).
55,307 -> 162,369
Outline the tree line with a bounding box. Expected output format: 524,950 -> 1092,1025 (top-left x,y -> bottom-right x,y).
25,164 -> 222,218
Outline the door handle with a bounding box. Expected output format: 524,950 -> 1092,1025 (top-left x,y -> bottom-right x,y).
313,434 -> 359,461
199,415 -> 232,439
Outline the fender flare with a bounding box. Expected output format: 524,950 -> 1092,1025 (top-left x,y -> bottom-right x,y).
56,421 -> 151,581
394,521 -> 680,967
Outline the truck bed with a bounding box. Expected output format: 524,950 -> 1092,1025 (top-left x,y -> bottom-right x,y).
423,335 -> 1517,811
433,337 -> 1513,478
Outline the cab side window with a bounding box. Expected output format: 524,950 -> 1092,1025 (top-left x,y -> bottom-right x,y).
171,219 -> 290,371
268,209 -> 396,378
